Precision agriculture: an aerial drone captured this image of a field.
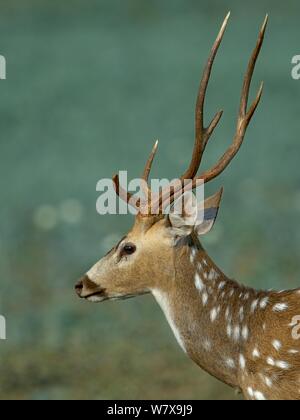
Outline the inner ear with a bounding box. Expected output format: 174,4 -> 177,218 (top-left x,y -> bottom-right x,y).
168,189 -> 223,238
168,192 -> 198,238
195,188 -> 223,236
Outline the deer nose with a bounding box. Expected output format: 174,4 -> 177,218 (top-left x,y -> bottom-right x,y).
75,277 -> 84,297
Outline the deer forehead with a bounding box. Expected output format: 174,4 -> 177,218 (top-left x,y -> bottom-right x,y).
127,223 -> 174,249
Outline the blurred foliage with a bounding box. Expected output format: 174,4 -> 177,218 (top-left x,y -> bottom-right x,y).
0,0 -> 300,400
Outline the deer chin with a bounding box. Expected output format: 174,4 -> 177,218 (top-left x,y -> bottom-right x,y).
85,294 -> 108,303
84,291 -> 149,303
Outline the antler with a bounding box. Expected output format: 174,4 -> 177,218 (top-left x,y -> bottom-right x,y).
180,12 -> 230,181
155,13 -> 268,211
112,140 -> 159,212
113,13 -> 268,215
195,14 -> 267,185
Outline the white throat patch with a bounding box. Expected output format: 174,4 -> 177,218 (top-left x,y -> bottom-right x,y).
152,289 -> 186,353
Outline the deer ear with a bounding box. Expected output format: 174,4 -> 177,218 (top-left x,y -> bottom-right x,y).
195,188 -> 223,235
168,189 -> 223,238
168,192 -> 198,237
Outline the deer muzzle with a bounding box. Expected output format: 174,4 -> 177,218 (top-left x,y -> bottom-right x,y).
75,275 -> 106,301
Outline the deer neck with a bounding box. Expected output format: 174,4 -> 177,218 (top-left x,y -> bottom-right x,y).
152,235 -> 259,389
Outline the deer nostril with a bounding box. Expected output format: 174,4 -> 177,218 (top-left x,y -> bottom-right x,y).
75,275 -> 100,299
75,279 -> 84,296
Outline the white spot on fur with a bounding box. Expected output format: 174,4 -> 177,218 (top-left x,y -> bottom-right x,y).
225,307 -> 230,320
202,292 -> 208,306
203,339 -> 212,351
190,248 -> 197,263
152,289 -> 186,353
272,340 -> 282,352
267,357 -> 275,366
260,297 -> 269,309
233,325 -> 240,342
275,360 -> 290,370
273,303 -> 288,312
227,324 -> 232,338
210,308 -> 218,322
252,348 -> 260,359
218,281 -> 226,290
195,273 -> 204,292
251,299 -> 259,313
226,358 -> 235,369
254,391 -> 266,400
197,262 -> 203,271
242,326 -> 249,341
239,354 -> 246,370
208,269 -> 219,281
247,387 -> 254,398
264,376 -> 273,388
239,307 -> 244,321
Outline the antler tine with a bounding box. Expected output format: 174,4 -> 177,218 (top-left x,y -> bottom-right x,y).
240,15 -> 268,117
195,15 -> 268,185
140,140 -> 159,207
112,174 -> 138,210
181,12 -> 230,181
113,141 -> 159,214
142,140 -> 159,184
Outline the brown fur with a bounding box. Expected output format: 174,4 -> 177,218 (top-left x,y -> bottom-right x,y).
76,216 -> 300,400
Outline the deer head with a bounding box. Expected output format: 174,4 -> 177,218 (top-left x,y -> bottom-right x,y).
75,13 -> 267,305
75,17 -> 300,401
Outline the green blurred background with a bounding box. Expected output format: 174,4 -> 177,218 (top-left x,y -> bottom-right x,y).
0,0 -> 300,400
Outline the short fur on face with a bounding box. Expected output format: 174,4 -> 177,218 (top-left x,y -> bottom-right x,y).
78,190 -> 222,302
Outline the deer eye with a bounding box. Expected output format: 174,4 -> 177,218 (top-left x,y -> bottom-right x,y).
121,243 -> 136,256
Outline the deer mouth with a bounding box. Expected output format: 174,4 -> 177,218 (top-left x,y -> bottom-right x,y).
75,276 -> 108,302
82,290 -> 108,302
85,291 -> 149,303
75,276 -> 150,302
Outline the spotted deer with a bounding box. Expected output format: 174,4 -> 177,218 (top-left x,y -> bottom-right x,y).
75,14 -> 300,400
